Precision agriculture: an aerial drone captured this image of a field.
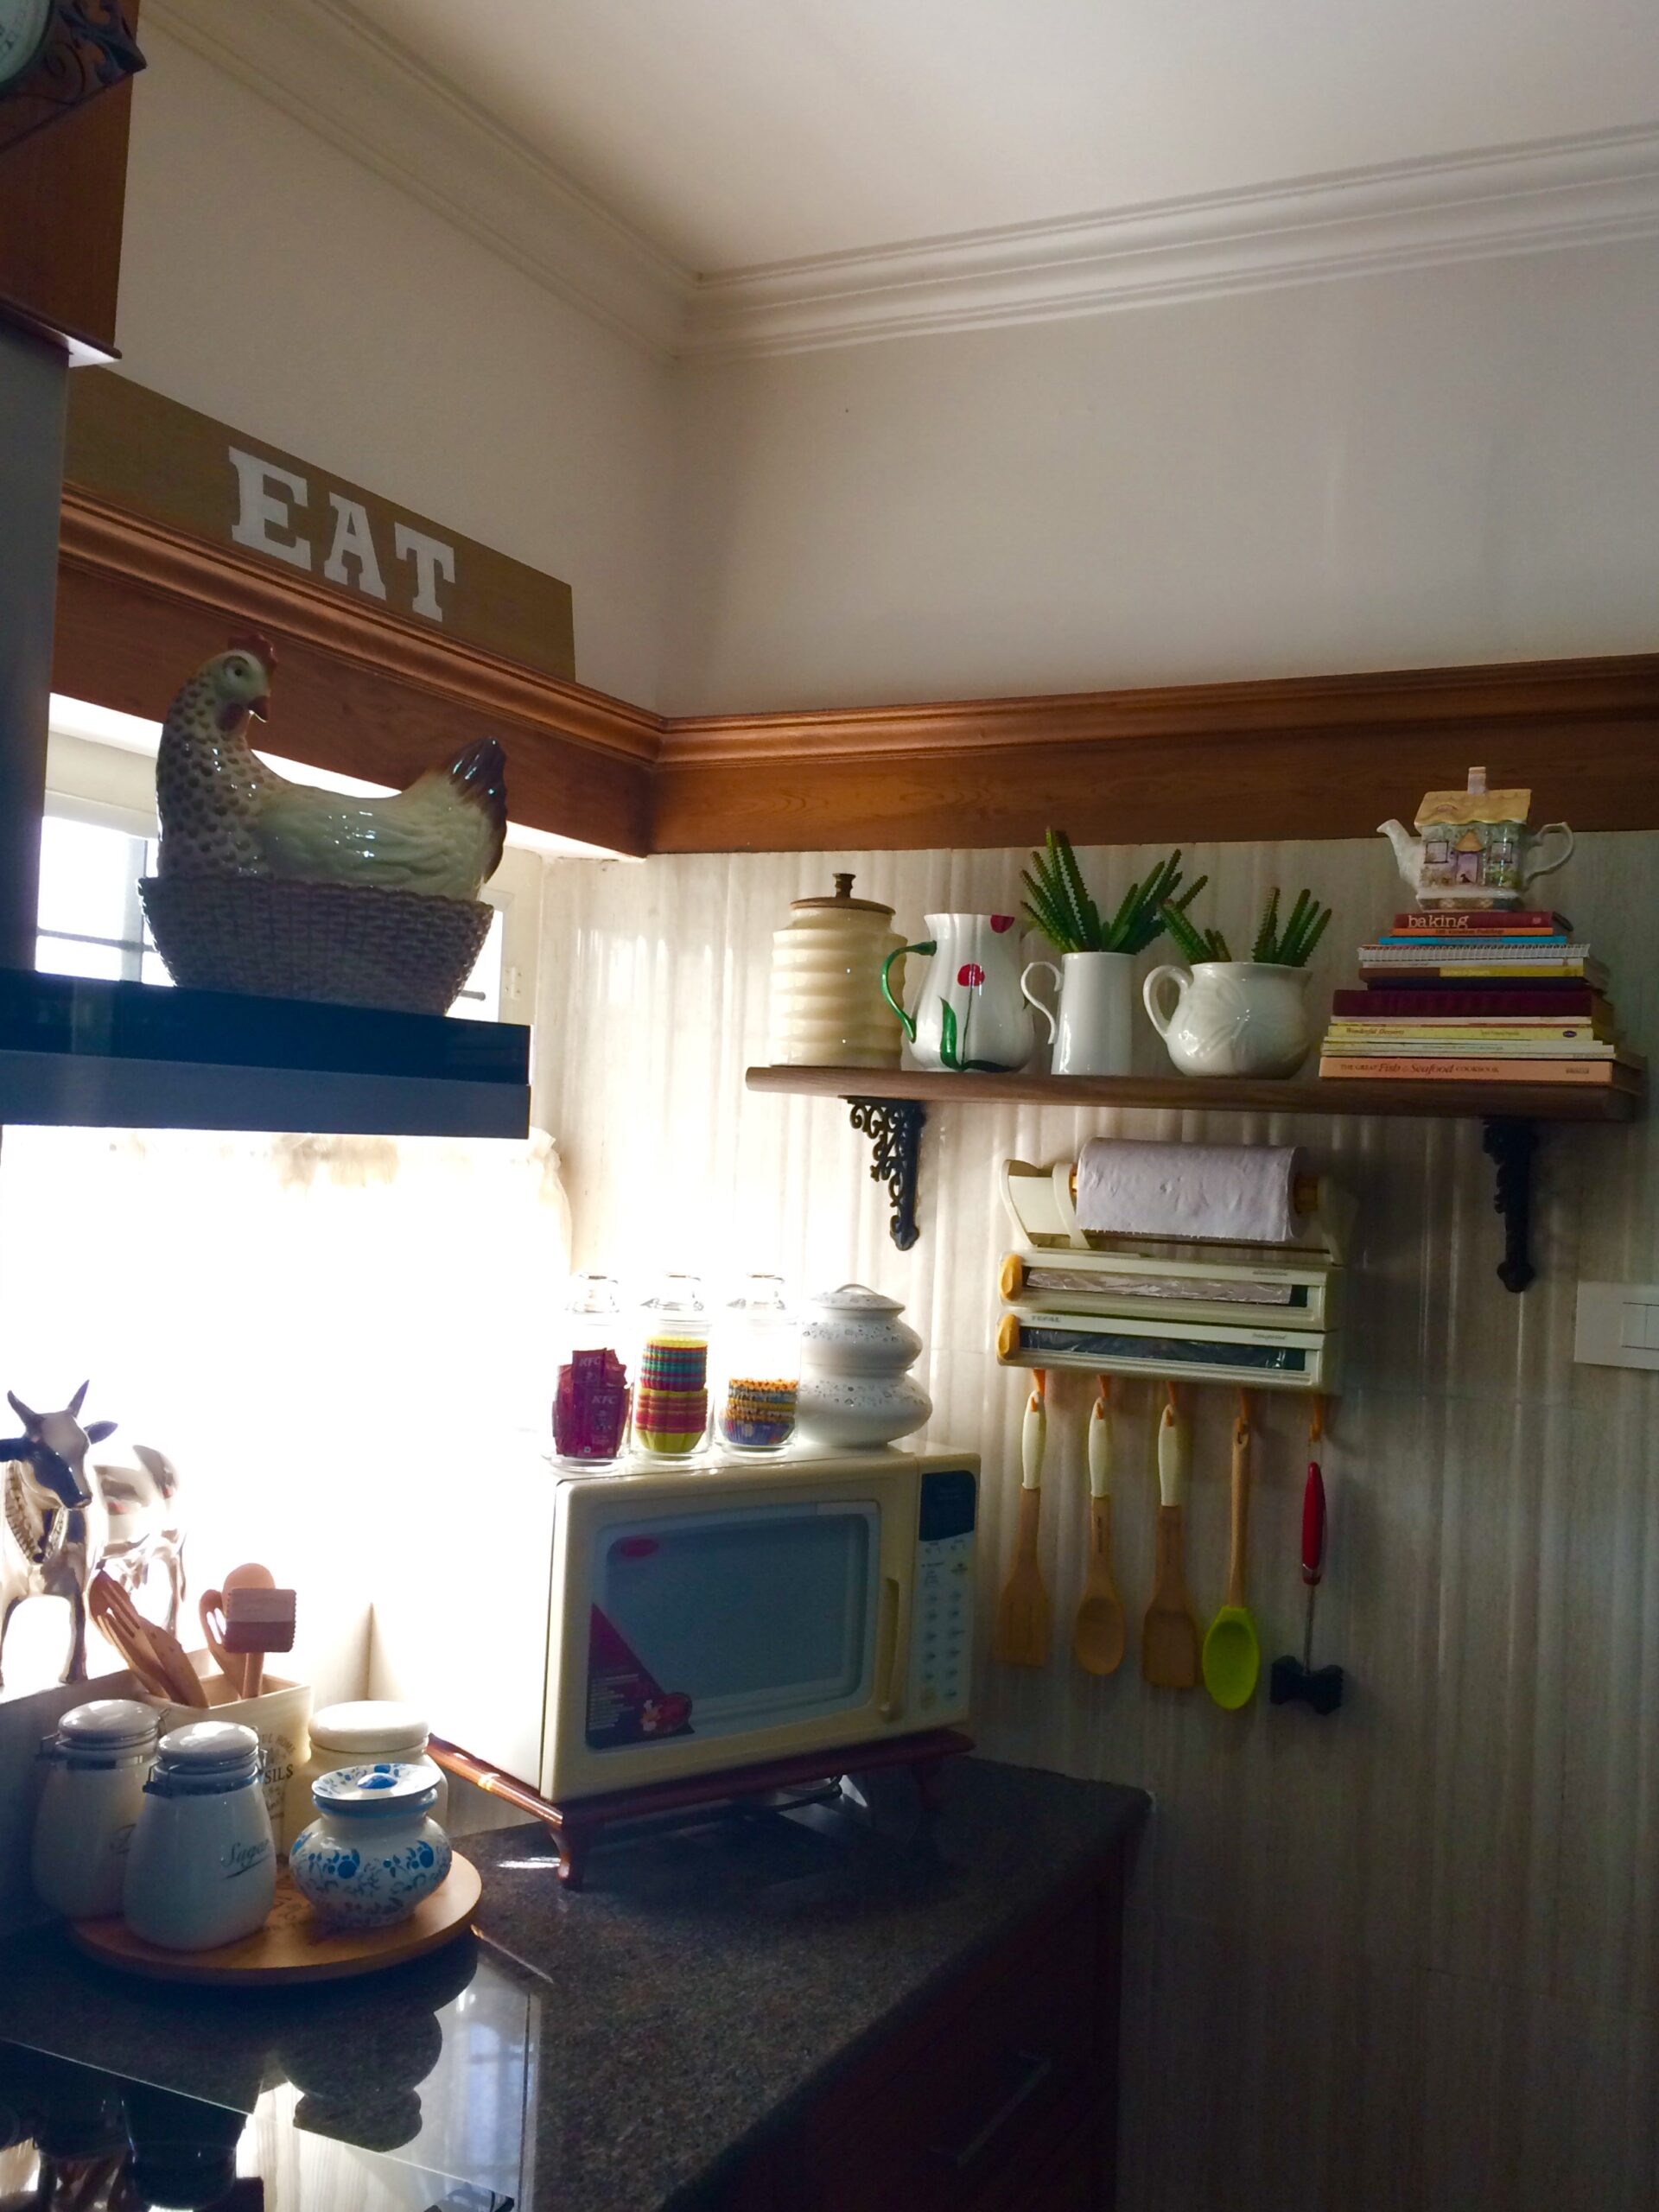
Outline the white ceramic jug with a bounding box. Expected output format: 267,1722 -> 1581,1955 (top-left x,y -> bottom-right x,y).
1143,960 -> 1314,1078
880,913 -> 1033,1072
1020,950 -> 1135,1077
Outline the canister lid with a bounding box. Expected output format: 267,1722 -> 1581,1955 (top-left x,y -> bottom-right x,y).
312,1761 -> 440,1817
807,1282 -> 904,1313
789,872 -> 893,917
308,1700 -> 430,1753
157,1719 -> 260,1772
55,1699 -> 160,1752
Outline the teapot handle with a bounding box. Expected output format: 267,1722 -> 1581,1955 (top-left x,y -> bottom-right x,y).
1522,823 -> 1574,887
1142,964 -> 1192,1040
1020,960 -> 1061,1044
880,942 -> 935,1045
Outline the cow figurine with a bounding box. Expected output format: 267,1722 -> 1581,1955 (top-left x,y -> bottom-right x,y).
0,1382 -> 116,1689
95,1444 -> 187,1637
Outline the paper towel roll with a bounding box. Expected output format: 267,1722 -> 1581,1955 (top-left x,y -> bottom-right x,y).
1075,1140 -> 1300,1245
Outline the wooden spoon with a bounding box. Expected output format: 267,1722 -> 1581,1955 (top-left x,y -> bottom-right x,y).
1073,1376 -> 1126,1675
992,1372 -> 1051,1668
1202,1397 -> 1262,1710
1142,1386 -> 1200,1689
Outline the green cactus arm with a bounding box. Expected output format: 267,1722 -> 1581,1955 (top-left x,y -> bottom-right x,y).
1251,887 -> 1281,963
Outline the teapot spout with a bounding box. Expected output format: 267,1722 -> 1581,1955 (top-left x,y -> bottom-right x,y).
1377,818 -> 1423,889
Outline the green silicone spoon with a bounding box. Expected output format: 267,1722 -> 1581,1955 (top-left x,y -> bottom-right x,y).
1202,1404 -> 1262,1710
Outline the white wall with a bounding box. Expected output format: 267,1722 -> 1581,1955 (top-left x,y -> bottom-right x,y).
533,831 -> 1659,2212
667,238 -> 1659,712
115,24 -> 677,709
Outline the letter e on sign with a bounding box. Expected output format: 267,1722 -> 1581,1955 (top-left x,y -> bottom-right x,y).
227,448 -> 311,569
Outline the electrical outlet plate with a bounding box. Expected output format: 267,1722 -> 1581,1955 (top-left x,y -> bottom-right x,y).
1574,1282 -> 1659,1370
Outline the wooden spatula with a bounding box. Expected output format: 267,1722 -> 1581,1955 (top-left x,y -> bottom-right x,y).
993,1374 -> 1051,1668
1202,1395 -> 1262,1710
1142,1385 -> 1200,1689
1073,1376 -> 1126,1675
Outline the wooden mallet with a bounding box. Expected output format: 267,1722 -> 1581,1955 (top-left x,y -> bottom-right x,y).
221,1585 -> 296,1700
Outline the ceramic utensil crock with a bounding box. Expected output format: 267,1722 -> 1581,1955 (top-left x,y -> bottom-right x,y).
289,1762 -> 453,1929
881,913 -> 1034,1072
1142,959 -> 1314,1078
771,873 -> 906,1067
33,1699 -> 161,1918
123,1719 -> 276,1950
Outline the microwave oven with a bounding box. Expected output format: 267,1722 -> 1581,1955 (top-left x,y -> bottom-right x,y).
372,1449 -> 979,1804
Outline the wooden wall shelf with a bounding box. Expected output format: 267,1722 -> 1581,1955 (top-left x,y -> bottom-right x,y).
745,1064 -> 1644,1290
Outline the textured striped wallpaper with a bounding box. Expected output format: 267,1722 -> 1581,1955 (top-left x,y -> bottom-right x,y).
533,829 -> 1659,2212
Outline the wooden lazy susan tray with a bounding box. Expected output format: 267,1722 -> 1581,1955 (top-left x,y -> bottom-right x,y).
69,1853 -> 480,1986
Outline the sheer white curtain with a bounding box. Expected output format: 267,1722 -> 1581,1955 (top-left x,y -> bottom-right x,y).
0,1126 -> 570,1702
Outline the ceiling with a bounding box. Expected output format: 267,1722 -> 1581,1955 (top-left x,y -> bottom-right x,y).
340,0 -> 1659,273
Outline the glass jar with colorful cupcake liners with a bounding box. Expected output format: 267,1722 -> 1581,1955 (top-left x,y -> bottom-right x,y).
717,1276 -> 801,1452
634,1278 -> 711,1459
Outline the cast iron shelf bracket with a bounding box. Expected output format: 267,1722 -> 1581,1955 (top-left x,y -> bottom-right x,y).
1482,1116 -> 1538,1294
848,1097 -> 925,1250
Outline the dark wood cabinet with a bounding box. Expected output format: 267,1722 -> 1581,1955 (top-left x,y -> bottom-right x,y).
715,1856 -> 1128,2211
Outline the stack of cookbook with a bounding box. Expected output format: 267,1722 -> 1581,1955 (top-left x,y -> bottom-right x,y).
1319,909 -> 1643,1092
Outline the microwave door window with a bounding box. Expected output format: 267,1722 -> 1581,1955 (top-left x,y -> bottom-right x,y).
587,1505 -> 878,1751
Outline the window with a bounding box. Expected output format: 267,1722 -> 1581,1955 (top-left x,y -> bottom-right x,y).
35,801 -> 505,1019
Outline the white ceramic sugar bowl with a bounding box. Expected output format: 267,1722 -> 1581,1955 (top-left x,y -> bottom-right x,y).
124,1720 -> 276,1951
289,1763 -> 452,1929
33,1699 -> 161,1919
795,1284 -> 932,1449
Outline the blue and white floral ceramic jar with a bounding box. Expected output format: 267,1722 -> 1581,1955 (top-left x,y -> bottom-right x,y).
288,1762 -> 452,1929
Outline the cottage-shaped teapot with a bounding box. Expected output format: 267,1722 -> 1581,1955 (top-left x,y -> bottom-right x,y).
1378,767 -> 1573,911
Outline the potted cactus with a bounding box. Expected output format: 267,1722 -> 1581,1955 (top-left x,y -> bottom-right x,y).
1143,887 -> 1332,1078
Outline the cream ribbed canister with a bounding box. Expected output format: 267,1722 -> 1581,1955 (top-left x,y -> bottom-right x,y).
771,874 -> 906,1067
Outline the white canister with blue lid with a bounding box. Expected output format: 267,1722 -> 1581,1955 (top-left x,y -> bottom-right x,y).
123,1719 -> 276,1951
33,1699 -> 161,1919
289,1761 -> 453,1929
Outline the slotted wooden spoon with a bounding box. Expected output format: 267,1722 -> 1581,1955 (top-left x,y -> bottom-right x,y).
993,1372 -> 1051,1668
1073,1376 -> 1126,1675
1142,1385 -> 1200,1689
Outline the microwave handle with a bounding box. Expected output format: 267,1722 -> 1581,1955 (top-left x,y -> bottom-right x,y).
875,1574 -> 907,1721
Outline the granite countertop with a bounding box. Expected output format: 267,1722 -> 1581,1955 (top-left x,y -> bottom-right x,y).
0,1756 -> 1147,2210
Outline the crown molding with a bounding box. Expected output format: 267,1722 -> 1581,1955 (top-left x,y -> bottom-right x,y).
133,9 -> 1659,363
143,0 -> 692,359
683,124 -> 1659,359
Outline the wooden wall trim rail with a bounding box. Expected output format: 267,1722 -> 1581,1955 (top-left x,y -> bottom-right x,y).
54,487 -> 658,855
52,492 -> 1659,855
652,652 -> 1659,853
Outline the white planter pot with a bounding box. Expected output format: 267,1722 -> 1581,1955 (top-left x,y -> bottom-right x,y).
1020,950 -> 1135,1076
1142,960 -> 1314,1078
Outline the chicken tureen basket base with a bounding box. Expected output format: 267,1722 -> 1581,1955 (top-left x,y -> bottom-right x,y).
140,875 -> 493,1017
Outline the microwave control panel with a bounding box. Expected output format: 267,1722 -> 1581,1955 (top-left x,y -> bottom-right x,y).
908,1466 -> 977,1724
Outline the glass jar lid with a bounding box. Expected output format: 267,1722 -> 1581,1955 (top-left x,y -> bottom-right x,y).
312,1761 -> 440,1819
726,1273 -> 791,1319
643,1274 -> 706,1319
564,1271 -> 622,1319
308,1700 -> 430,1754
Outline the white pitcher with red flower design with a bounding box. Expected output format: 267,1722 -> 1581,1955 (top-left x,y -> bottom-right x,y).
880,912 -> 1035,1072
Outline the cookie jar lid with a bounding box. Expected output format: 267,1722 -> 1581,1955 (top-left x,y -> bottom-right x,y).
808,1283 -> 905,1313
790,873 -> 893,917
312,1761 -> 440,1818
156,1719 -> 261,1777
308,1700 -> 430,1754
54,1699 -> 161,1753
